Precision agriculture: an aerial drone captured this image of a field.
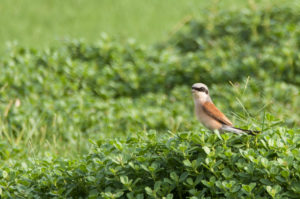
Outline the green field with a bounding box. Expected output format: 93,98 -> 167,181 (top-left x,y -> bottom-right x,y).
0,0 -> 300,198
0,0 -> 292,52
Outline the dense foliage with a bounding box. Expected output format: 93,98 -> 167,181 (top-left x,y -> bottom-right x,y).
2,129 -> 300,198
0,3 -> 299,198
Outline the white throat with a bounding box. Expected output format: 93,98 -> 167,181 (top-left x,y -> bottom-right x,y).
193,92 -> 211,105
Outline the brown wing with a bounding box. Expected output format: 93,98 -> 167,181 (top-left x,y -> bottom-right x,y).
203,101 -> 233,126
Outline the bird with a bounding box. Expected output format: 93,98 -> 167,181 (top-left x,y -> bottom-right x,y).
192,83 -> 259,135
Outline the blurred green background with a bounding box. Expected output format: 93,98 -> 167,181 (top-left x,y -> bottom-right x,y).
0,0 -> 287,53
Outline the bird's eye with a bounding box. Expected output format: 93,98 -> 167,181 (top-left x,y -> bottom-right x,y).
192,86 -> 208,94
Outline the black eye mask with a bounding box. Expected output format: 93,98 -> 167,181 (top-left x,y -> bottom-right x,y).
192,86 -> 208,94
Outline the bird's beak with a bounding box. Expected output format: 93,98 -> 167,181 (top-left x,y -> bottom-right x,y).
191,87 -> 196,92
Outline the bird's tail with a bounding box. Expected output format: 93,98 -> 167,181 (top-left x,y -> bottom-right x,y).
221,125 -> 260,135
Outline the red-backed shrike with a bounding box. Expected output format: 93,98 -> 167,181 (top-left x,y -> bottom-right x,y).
192,83 -> 259,135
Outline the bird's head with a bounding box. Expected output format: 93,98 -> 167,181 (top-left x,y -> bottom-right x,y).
192,83 -> 210,103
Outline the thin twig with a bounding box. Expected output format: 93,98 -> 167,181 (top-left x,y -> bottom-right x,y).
169,15 -> 193,36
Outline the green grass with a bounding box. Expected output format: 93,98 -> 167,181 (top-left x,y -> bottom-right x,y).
0,0 -> 293,54
0,0 -> 199,51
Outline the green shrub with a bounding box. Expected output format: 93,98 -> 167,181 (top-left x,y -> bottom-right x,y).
1,127 -> 300,198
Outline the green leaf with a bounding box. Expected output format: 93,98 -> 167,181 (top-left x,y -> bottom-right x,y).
170,172 -> 179,182
260,179 -> 273,186
266,185 -> 281,198
291,182 -> 300,193
242,183 -> 256,193
183,159 -> 192,167
2,171 -> 8,179
115,191 -> 124,197
222,168 -> 233,179
145,187 -> 153,195
203,146 -> 211,155
120,176 -> 129,184
179,172 -> 189,182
